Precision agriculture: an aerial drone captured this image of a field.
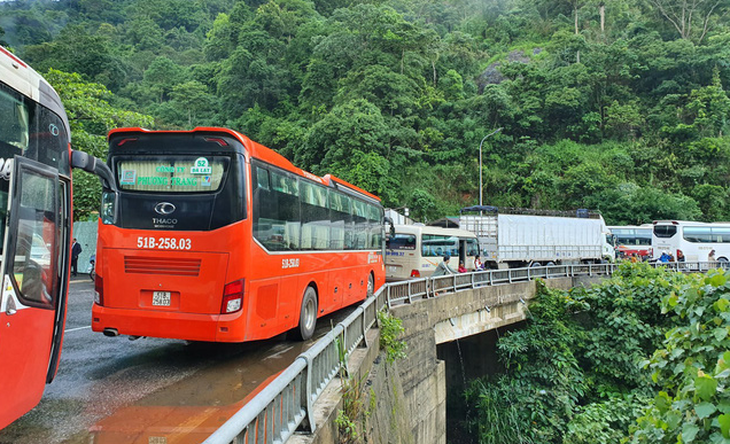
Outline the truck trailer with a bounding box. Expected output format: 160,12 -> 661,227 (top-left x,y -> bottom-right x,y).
458,206 -> 615,268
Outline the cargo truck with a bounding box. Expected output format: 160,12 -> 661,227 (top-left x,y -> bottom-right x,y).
458,206 -> 615,268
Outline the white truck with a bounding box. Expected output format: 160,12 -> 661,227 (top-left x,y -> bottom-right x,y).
458,206 -> 615,268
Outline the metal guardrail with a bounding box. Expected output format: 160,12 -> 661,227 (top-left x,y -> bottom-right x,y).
201,261 -> 725,444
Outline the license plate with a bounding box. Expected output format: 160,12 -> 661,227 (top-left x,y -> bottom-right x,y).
152,291 -> 171,306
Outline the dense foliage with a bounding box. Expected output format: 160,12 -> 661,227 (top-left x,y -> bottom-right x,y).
463,263 -> 730,444
2,0 -> 730,221
629,269 -> 730,443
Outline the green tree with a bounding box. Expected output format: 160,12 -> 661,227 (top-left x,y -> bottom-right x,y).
44,69 -> 153,220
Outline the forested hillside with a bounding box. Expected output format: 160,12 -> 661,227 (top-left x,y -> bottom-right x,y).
2,0 -> 730,222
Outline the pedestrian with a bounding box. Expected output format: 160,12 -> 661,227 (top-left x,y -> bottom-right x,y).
432,255 -> 455,276
458,260 -> 467,273
659,251 -> 670,263
676,250 -> 685,262
71,238 -> 82,277
708,249 -> 716,265
473,255 -> 483,270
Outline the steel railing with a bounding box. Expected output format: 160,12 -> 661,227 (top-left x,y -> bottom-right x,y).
201,261 -> 725,444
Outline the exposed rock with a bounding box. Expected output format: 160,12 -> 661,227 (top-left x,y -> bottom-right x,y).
477,48 -> 542,93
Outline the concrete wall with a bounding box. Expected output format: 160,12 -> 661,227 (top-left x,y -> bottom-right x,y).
290,275 -> 605,444
72,220 -> 97,275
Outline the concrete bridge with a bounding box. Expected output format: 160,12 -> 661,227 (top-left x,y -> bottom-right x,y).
202,264 -> 624,444
295,274 -> 605,444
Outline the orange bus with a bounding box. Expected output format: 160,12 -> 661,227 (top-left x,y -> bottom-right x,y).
92,127 -> 386,342
0,46 -> 113,429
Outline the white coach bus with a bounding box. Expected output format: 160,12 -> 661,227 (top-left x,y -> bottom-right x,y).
652,220 -> 730,263
385,224 -> 479,280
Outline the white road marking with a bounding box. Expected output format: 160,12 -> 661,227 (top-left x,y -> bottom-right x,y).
263,345 -> 295,361
65,326 -> 92,333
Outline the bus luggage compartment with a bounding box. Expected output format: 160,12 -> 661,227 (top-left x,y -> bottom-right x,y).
101,248 -> 230,314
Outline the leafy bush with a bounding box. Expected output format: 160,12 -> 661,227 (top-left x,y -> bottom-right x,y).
629,269 -> 730,444
464,264 -> 695,444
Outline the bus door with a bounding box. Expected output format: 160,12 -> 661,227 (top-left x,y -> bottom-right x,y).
0,156 -> 63,429
458,239 -> 468,268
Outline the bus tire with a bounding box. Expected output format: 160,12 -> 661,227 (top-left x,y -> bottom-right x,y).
367,273 -> 374,298
294,286 -> 318,341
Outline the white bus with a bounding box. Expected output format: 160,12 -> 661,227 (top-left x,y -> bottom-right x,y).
652,220 -> 730,263
385,225 -> 479,280
608,225 -> 652,259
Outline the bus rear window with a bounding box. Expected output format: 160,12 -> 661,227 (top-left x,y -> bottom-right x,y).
116,156 -> 228,193
387,234 -> 416,250
653,225 -> 677,238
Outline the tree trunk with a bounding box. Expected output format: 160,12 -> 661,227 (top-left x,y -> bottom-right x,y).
599,2 -> 605,33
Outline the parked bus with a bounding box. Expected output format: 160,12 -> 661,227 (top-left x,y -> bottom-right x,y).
608,225 -> 652,259
385,224 -> 479,280
0,46 -> 113,429
92,127 -> 386,343
653,220 -> 730,263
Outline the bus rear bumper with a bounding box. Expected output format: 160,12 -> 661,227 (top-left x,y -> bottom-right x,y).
91,304 -> 247,342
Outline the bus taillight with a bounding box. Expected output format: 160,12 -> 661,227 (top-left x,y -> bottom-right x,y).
410,269 -> 420,278
221,279 -> 244,314
94,275 -> 103,306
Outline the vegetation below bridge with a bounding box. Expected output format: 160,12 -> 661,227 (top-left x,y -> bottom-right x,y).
463,262 -> 730,444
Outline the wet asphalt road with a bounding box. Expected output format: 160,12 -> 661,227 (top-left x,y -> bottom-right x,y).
0,277 -> 351,444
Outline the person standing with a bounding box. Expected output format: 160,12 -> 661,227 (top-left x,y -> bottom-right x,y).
708,249 -> 716,267
71,238 -> 82,277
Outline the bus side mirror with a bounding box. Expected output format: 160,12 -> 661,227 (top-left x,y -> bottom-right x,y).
383,217 -> 395,239
71,150 -> 117,192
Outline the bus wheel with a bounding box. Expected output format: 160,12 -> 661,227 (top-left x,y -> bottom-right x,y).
367,274 -> 374,298
295,286 -> 318,341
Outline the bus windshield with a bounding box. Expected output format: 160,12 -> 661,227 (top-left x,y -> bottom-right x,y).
386,233 -> 416,250
115,156 -> 229,193
0,87 -> 29,254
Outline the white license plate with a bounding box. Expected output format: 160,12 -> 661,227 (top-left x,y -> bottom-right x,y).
152,291 -> 171,306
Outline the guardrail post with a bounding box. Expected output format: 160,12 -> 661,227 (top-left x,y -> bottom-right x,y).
407,281 -> 413,304
302,355 -> 317,433
527,267 -> 531,281
361,306 -> 368,348
489,270 -> 493,286
508,269 -> 513,283
386,285 -> 392,309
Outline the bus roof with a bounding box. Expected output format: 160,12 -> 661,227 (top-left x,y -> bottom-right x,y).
393,224 -> 477,239
1,46 -> 70,137
107,127 -> 381,203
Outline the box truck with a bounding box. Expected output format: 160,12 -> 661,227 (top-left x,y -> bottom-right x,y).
458,206 -> 615,268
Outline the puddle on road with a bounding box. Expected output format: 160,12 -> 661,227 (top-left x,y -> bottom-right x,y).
72,340 -> 308,444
